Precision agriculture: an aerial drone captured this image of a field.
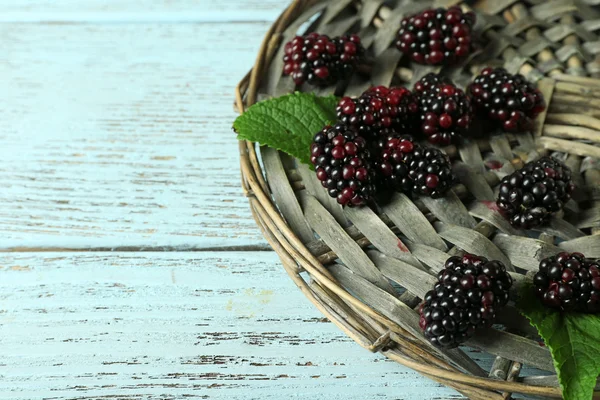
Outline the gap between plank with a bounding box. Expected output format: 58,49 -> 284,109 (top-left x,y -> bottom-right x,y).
0,244 -> 273,253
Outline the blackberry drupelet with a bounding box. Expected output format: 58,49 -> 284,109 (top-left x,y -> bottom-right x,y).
496,156 -> 575,229
414,74 -> 473,145
420,253 -> 513,348
395,6 -> 476,65
283,33 -> 364,87
374,133 -> 455,198
336,86 -> 419,139
468,67 -> 546,132
310,123 -> 376,207
533,252 -> 600,313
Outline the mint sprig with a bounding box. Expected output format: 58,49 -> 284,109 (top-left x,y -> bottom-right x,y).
233,92 -> 339,166
518,283 -> 600,400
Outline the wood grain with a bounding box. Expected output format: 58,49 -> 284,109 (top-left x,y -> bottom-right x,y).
0,0 -> 288,22
0,251 -> 467,399
0,22 -> 272,250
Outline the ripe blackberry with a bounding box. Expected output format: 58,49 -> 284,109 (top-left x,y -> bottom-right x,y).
533,252 -> 600,313
497,156 -> 575,229
375,134 -> 455,198
395,7 -> 476,65
336,86 -> 419,139
420,253 -> 513,348
310,123 -> 376,207
414,74 -> 473,145
468,67 -> 546,132
283,33 -> 364,87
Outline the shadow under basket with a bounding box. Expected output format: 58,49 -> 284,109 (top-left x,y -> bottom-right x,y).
235,0 -> 600,398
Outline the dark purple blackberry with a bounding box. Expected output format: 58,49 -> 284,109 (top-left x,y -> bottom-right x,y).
408,145 -> 455,197
395,7 -> 476,65
336,86 -> 419,139
468,67 -> 546,132
420,253 -> 513,349
533,252 -> 600,313
283,33 -> 364,87
497,156 -> 575,229
375,134 -> 455,198
310,123 -> 376,207
414,74 -> 473,145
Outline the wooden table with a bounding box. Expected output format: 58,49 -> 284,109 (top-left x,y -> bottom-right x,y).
1,1 -> 466,398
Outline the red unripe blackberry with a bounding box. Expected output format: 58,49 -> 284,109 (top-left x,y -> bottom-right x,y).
420,253 -> 512,348
310,123 -> 376,207
283,33 -> 364,87
496,156 -> 574,229
414,73 -> 473,145
375,134 -> 455,198
468,67 -> 546,132
336,86 -> 419,139
395,7 -> 476,65
533,252 -> 600,313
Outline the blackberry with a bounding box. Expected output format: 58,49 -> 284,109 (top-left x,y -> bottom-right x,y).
310,123 -> 376,206
375,134 -> 455,198
468,67 -> 546,132
533,252 -> 600,313
336,86 -> 419,139
395,7 -> 476,65
496,156 -> 575,229
414,74 -> 473,145
420,253 -> 513,348
283,33 -> 364,87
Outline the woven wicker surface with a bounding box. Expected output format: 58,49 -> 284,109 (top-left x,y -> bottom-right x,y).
235,0 -> 600,398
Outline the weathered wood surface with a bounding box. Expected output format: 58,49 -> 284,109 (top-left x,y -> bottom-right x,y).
1,0 -> 286,22
0,252 -> 467,400
0,1 -> 470,398
0,18 -> 272,250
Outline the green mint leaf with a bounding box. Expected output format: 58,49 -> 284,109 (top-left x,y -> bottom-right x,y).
518,283 -> 600,400
314,95 -> 340,121
233,92 -> 339,166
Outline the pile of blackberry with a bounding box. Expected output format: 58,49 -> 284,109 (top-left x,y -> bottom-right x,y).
395,6 -> 476,65
336,86 -> 419,139
468,67 -> 546,132
496,156 -> 574,229
420,253 -> 513,348
414,73 -> 473,145
283,33 -> 364,86
310,122 -> 376,206
375,134 -> 455,198
533,252 -> 600,313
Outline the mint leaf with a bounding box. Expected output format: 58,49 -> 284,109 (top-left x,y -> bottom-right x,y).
315,95 -> 340,120
233,92 -> 339,166
518,283 -> 600,400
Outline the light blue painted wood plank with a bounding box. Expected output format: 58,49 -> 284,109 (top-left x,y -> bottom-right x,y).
0,22 -> 277,249
0,251 -> 465,399
0,0 -> 290,23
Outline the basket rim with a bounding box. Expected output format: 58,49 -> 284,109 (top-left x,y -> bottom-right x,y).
233,0 -> 594,398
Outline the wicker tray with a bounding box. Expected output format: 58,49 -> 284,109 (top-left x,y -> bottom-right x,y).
235,0 -> 600,398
